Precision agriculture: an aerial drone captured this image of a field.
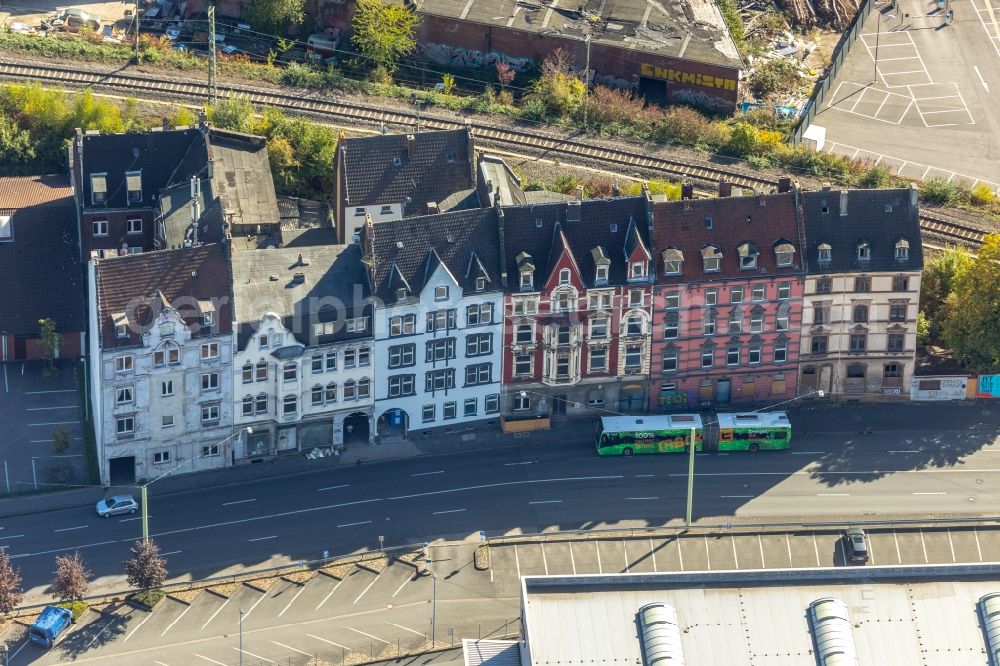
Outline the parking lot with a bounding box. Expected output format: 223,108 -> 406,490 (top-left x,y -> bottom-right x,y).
0,360 -> 87,496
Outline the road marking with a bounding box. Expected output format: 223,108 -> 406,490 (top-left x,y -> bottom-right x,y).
432,508 -> 466,515
29,437 -> 82,443
721,495 -> 753,498
25,389 -> 76,394
529,500 -> 562,505
514,544 -> 522,578
87,615 -> 122,649
240,588 -> 268,621
636,474 -> 655,478
570,542 -> 577,574
889,450 -> 919,454
279,584 -> 307,617
161,605 -> 191,636
913,492 -> 946,495
25,405 -> 77,411
669,468 -> 1000,477
785,533 -> 793,567
154,661 -> 170,666
389,622 -> 424,636
838,537 -> 847,565
387,475 -> 624,501
504,461 -> 534,466
28,420 -> 80,426
123,611 -> 153,643
894,531 -> 902,564
596,542 -> 602,573
947,528 -> 956,562
622,539 -> 629,573
307,633 -> 351,650
677,537 -> 684,571
391,574 -> 412,599
974,65 -> 990,92
271,640 -> 312,657
338,520 -> 373,528
541,542 -> 549,575
317,484 -> 350,491
411,470 -> 445,477
626,497 -> 658,500
354,571 -> 383,604
920,530 -> 929,563
194,654 -> 228,666
232,647 -> 274,664
316,579 -> 343,610
732,535 -> 740,569
704,536 -> 711,569
868,533 -> 876,565
8,539 -> 119,560
248,535 -> 277,542
975,528 -> 984,561
160,550 -> 182,556
0,534 -> 24,539
223,499 -> 256,506
347,626 -> 388,643
121,516 -> 147,522
791,451 -> 825,455
201,595 -> 231,629
54,525 -> 88,532
813,533 -> 820,567
817,493 -> 850,496
649,538 -> 658,572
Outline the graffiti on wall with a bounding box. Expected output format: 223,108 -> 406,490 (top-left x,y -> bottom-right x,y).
640,63 -> 737,91
418,43 -> 533,72
671,88 -> 732,111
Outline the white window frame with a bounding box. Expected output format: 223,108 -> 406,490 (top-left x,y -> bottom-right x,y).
127,217 -> 143,234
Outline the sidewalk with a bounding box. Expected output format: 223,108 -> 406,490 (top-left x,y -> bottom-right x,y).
2,401 -> 991,519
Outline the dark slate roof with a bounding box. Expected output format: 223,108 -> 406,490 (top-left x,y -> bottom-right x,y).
0,175 -> 85,335
800,187 -> 923,274
94,244 -> 232,349
651,192 -> 803,283
365,208 -> 502,302
231,244 -> 371,349
78,127 -> 205,209
501,196 -> 652,288
340,129 -> 475,216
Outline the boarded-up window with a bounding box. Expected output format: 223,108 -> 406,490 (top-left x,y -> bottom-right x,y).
771,374 -> 786,395
918,379 -> 941,391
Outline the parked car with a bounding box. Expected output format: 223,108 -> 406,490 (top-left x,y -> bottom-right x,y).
29,606 -> 73,648
96,494 -> 138,517
843,528 -> 869,564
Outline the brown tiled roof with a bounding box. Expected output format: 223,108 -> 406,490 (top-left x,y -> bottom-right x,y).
652,192 -> 803,283
95,244 -> 233,348
0,175 -> 85,335
340,129 -> 475,216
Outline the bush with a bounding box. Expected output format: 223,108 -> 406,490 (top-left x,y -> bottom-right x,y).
921,177 -> 959,205
587,85 -> 652,127
523,179 -> 545,192
725,121 -> 760,156
517,96 -> 549,122
530,49 -> 585,117
582,176 -> 615,198
129,589 -> 165,611
553,174 -> 581,194
279,63 -> 325,88
655,106 -> 713,145
56,600 -> 88,622
747,58 -> 805,100
970,183 -> 995,206
858,164 -> 892,188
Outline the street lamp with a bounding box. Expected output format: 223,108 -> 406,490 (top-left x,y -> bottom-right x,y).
239,607 -> 245,666
582,34 -> 592,131
139,426 -> 251,542
872,8 -> 898,85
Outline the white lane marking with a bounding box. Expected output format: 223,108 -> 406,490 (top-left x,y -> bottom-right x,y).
223,499 -> 256,506
514,544 -> 521,578
54,525 -> 88,532
123,611 -> 154,643
86,615 -> 123,649
307,633 -> 350,650
595,542 -> 602,573
391,573 -> 412,598
570,542 -> 577,574
974,65 -> 990,92
28,420 -> 80,426
160,550 -> 182,556
248,535 -> 277,542
347,626 -> 388,643
721,495 -> 753,498
29,438 -> 82,443
791,451 -> 825,455
278,585 -> 307,617
504,461 -> 534,466
889,450 -> 919,454
338,520 -> 373,528
316,579 -> 343,610
240,588 -> 268,621
201,595 -> 232,629
529,500 -> 562,504
318,484 -> 350,491
894,531 -> 902,564
650,538 -> 658,572
920,530 -> 928,563
913,492 -> 947,495
389,621 -> 424,636
813,534 -> 820,566
975,528 -> 984,562
817,493 -> 850,496
636,474 -> 655,478
668,468 -> 1000,477
432,508 -> 466,515
194,654 -> 228,666
8,638 -> 30,660
10,539 -> 119,560
232,647 -> 274,664
0,534 -> 24,539
25,405 -> 78,411
947,528 -> 956,562
161,604 -> 191,636
387,475 -> 623,501
271,640 -> 312,657
121,516 -> 147,522
541,542 -> 549,575
626,497 -> 658,500
154,661 -> 170,666
25,389 -> 76,394
410,470 -> 445,477
354,571 -> 383,604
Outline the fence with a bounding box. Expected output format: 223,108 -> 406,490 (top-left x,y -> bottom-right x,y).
791,0 -> 876,145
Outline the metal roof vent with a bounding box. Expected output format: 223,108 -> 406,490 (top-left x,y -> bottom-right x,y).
269,275 -> 279,281
638,602 -> 685,665
808,598 -> 858,666
979,593 -> 1000,663
292,272 -> 306,285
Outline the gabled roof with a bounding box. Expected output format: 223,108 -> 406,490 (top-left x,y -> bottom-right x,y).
800,187 -> 923,274
545,225 -> 582,286
95,244 -> 232,349
0,175 -> 85,335
340,129 -> 475,217
502,196 -> 652,289
366,207 -> 502,302
651,192 -> 803,282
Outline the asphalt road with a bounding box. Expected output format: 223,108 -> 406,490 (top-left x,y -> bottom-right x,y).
3,406 -> 999,599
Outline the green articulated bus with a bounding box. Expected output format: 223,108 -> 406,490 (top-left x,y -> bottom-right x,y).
596,411 -> 792,455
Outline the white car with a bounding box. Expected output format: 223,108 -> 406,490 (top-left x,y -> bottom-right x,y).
96,494 -> 138,517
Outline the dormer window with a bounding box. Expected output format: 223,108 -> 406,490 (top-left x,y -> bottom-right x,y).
817,243 -> 832,263
125,170 -> 142,204
630,261 -> 645,279
197,300 -> 215,328
857,241 -> 871,261
895,239 -> 909,260
434,285 -> 448,301
112,312 -> 128,338
90,173 -> 107,205
595,264 -> 608,284
202,312 -> 214,326
662,248 -> 683,276
520,271 -> 533,290
159,322 -> 173,338
701,245 -> 722,273
396,287 -> 408,301
559,268 -> 571,285
475,277 -> 486,291
774,241 -> 795,267
738,242 -> 758,270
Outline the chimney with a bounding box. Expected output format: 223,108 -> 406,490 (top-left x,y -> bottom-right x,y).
839,190 -> 849,216
612,179 -> 620,197
567,200 -> 582,222
493,189 -> 501,209
909,182 -> 918,208
576,185 -> 584,201
162,117 -> 170,131
681,182 -> 694,200
427,202 -> 440,214
198,110 -> 208,129
777,177 -> 791,193
406,134 -> 415,160
719,181 -> 732,197
822,182 -> 832,191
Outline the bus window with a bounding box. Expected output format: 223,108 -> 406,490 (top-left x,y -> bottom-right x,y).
773,430 -> 788,439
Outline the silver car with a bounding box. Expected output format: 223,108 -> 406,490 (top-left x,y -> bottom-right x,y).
96,494 -> 138,517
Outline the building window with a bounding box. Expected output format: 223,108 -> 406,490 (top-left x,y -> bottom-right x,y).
201,343 -> 219,360
852,304 -> 869,323
558,268 -> 571,285
817,243 -> 832,263
327,351 -> 339,370
884,362 -> 902,378
813,304 -> 829,325
751,285 -> 765,302
258,334 -> 270,349
555,326 -> 572,346
153,451 -> 170,465
153,346 -> 179,367
847,364 -> 866,381
125,170 -> 142,203
466,333 -> 493,357
661,349 -> 678,372
115,321 -> 128,338
749,307 -> 764,333
777,283 -> 791,300
855,275 -> 870,293
283,363 -> 297,381
589,346 -> 607,372
426,310 -> 456,333
311,355 -> 323,373
727,344 -> 740,365
324,382 -> 337,403
283,395 -> 297,415
466,303 -> 493,326
475,277 -> 487,291
702,246 -> 722,273
628,289 -> 644,307
626,316 -> 643,337
748,342 -> 761,364
312,385 -> 324,406
201,404 -> 220,424
727,312 -> 742,334
512,297 -> 538,315
426,338 -> 456,362
346,317 -> 368,333
857,242 -> 871,261
242,396 -> 254,416
343,349 -> 357,368
343,380 -> 357,401
705,289 -> 718,306
202,444 -> 220,457
161,380 -> 173,397
701,348 -> 714,368
664,294 -> 680,310
358,378 -> 371,399
464,398 -> 477,417
895,240 -> 910,261
162,415 -> 174,428
443,402 -> 457,419
124,218 -> 142,235
811,335 -> 828,354
255,361 -> 268,382
773,341 -> 787,363
515,324 -> 534,345
255,393 -> 268,414
389,343 -> 416,368
890,302 -> 907,322
434,285 -> 449,301
628,261 -> 644,279
242,363 -> 254,383
90,173 -> 107,205
422,404 -> 436,423
663,312 -> 679,340
775,243 -> 794,267
115,386 -> 133,405
389,314 -> 416,337
887,332 -> 905,352
892,275 -> 909,292
815,277 -> 832,294
589,317 -> 609,339
703,310 -> 716,336
513,394 -> 531,411
589,292 -> 612,310
553,290 -> 574,313
465,363 -> 491,386
388,375 -> 415,398
520,271 -> 533,290
850,332 -> 867,352
201,372 -> 219,391
514,354 -> 533,376
662,248 -> 683,275
116,416 -> 135,436
623,345 -> 641,369
739,248 -> 757,270
485,394 -> 500,414
115,355 -> 133,373
426,368 -> 457,392
595,264 -> 609,284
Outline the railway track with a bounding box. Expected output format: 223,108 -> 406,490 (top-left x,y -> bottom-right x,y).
0,61 -> 989,246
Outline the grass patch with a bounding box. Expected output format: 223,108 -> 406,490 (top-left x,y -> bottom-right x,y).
129,589 -> 165,611
56,600 -> 88,622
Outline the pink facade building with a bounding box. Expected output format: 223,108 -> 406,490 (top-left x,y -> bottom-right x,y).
649,186 -> 806,410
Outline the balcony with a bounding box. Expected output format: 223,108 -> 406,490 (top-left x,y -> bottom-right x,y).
542,373 -> 581,386
623,366 -> 644,375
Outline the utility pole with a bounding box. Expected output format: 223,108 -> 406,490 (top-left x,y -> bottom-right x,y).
583,34 -> 592,131
134,0 -> 140,62
684,426 -> 696,527
141,484 -> 149,541
208,4 -> 217,104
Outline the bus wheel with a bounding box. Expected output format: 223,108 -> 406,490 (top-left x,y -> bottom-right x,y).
623,447 -> 633,456
749,443 -> 760,452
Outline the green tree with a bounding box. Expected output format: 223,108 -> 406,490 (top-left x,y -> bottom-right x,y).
39,317 -> 61,377
71,88 -> 125,134
123,539 -> 167,591
725,121 -> 760,156
243,0 -> 305,36
530,49 -> 585,117
168,105 -> 199,128
919,245 -> 973,341
207,95 -> 256,134
0,111 -> 36,165
941,234 -> 1000,373
266,135 -> 300,192
351,0 -> 420,74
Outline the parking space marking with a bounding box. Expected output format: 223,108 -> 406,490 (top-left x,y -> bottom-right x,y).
529,500 -> 562,504
271,640 -> 312,657
233,647 -> 275,664
971,0 -> 1000,58
194,654 -> 228,666
838,537 -> 847,565
391,572 -> 413,599
626,497 -> 658,500
975,528 -> 984,561
920,530 -> 929,563
677,538 -> 684,571
514,544 -> 522,578
248,535 -> 277,542
432,509 -> 466,515
704,537 -> 711,569
223,499 -> 256,506
154,661 -> 170,666
622,540 -> 630,573
913,492 -> 946,495
279,585 -> 307,617
947,529 -> 956,562
25,389 -> 76,394
307,633 -> 351,650
25,405 -> 77,410
161,605 -> 191,636
758,535 -> 766,568
28,420 -> 79,426
338,520 -> 373,528
411,470 -> 445,477
649,538 -> 657,572
240,589 -> 267,622
868,534 -> 876,565
570,542 -> 577,574
894,531 -> 902,563
160,550 -> 182,556
354,571 -> 383,605
316,579 -> 343,611
732,536 -> 740,569
785,534 -> 793,567
347,626 -> 388,643
123,610 -> 153,643
595,542 -> 602,573
541,542 -> 549,575
318,484 -> 350,491
87,614 -> 124,649
813,534 -> 820,566
201,595 -> 232,629
389,622 -> 424,636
